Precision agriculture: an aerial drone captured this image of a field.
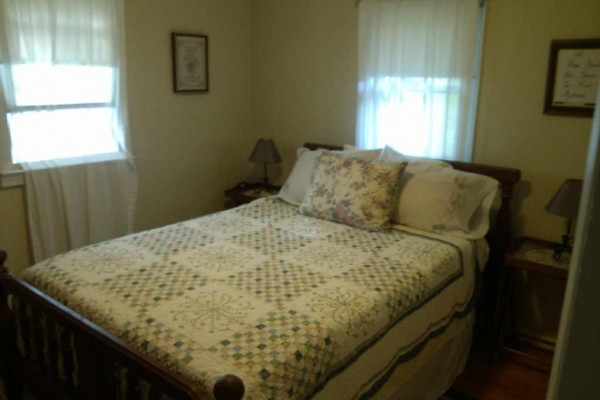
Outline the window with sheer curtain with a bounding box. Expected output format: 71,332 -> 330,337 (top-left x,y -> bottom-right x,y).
0,0 -> 130,167
0,0 -> 136,263
356,0 -> 485,161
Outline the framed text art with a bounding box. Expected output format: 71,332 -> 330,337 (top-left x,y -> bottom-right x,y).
544,39 -> 600,117
172,33 -> 209,93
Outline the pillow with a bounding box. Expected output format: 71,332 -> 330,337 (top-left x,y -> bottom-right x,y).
378,145 -> 498,238
378,145 -> 452,169
278,147 -> 382,205
466,186 -> 499,239
278,148 -> 324,206
299,152 -> 406,231
395,167 -> 499,239
334,147 -> 382,160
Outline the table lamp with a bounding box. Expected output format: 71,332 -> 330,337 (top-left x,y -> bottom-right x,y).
545,178 -> 583,260
249,138 -> 281,188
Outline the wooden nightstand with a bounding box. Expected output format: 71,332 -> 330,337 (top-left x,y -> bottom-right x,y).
224,182 -> 281,205
494,237 -> 569,370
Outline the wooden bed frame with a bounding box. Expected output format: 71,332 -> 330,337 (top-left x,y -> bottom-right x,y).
0,143 -> 520,400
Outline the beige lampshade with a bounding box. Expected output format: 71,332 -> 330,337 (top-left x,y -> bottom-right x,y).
248,138 -> 282,164
545,179 -> 583,219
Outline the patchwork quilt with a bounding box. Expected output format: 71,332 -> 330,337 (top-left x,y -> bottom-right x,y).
21,197 -> 478,400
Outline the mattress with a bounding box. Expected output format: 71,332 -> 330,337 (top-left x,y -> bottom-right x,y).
21,197 -> 481,400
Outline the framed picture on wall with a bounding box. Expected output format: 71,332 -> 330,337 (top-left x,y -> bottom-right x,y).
544,38 -> 600,117
172,33 -> 209,93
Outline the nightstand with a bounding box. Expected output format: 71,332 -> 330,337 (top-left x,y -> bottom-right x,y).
224,182 -> 281,205
494,237 -> 569,370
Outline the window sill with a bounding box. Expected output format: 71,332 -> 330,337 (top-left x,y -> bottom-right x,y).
0,170 -> 24,188
0,153 -> 130,189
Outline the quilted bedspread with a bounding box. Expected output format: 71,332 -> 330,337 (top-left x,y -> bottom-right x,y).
21,197 -> 478,400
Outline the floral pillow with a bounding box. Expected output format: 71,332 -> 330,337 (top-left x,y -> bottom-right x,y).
278,147 -> 382,206
299,152 -> 406,231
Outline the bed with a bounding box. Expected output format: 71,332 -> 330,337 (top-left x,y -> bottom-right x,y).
0,143 -> 521,400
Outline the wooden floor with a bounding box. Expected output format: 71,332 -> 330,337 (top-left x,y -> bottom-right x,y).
451,335 -> 551,400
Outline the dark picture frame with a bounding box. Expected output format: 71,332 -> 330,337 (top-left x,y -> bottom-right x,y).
544,38 -> 600,117
171,33 -> 209,93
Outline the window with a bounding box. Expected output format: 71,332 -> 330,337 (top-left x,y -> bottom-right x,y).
360,76 -> 463,157
0,0 -> 128,167
7,65 -> 119,163
356,0 -> 485,161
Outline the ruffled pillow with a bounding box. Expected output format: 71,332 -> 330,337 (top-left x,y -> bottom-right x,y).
379,145 -> 498,238
396,168 -> 498,238
299,152 -> 406,231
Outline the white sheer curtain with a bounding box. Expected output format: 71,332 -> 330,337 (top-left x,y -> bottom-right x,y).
0,0 -> 137,262
356,0 -> 484,161
24,161 -> 137,261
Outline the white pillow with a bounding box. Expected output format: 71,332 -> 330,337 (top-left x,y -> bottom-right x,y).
334,148 -> 382,160
379,145 -> 498,239
277,147 -> 382,206
396,168 -> 499,239
278,148 -> 324,206
378,145 -> 453,169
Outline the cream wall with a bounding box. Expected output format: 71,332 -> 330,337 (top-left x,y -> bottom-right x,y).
476,0 -> 598,240
0,0 -> 256,274
126,0 -> 255,231
476,0 -> 599,342
0,188 -> 29,274
251,0 -> 359,183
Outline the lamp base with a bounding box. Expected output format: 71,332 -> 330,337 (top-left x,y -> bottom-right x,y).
261,163 -> 270,190
553,234 -> 572,261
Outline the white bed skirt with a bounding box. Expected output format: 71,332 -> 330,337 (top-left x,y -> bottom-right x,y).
374,312 -> 473,400
314,312 -> 474,400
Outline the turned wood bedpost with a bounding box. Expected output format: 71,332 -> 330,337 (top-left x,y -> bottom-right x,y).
493,181 -> 518,262
486,175 -> 520,348
213,374 -> 245,400
0,250 -> 11,370
0,250 -> 22,399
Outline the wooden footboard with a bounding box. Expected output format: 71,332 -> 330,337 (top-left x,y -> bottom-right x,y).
0,250 -> 244,400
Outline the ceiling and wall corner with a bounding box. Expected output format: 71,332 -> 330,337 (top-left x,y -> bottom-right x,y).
250,0 -> 360,180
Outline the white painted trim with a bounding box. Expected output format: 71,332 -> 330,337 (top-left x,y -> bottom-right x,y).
547,87 -> 600,399
0,170 -> 24,188
0,152 -> 132,189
